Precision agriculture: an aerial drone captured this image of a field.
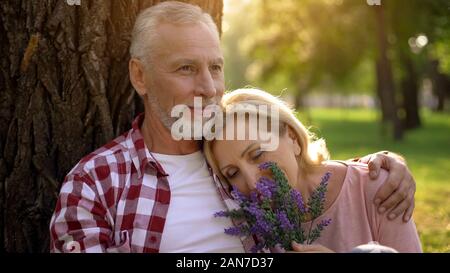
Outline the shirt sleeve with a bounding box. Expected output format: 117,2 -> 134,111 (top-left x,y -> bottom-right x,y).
364,168 -> 423,253
376,212 -> 423,253
49,173 -> 112,253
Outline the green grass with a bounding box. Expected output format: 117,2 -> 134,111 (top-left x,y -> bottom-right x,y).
296,108 -> 450,253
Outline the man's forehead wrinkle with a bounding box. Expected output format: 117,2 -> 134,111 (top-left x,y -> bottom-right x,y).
145,24 -> 220,64
152,36 -> 221,60
156,22 -> 217,38
162,53 -> 223,67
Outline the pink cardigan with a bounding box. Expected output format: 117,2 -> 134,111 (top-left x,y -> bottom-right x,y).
302,162 -> 422,253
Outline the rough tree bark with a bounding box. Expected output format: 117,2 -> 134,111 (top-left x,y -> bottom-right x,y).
0,0 -> 223,253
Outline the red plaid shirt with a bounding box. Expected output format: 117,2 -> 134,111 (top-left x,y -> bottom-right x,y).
49,113 -> 255,253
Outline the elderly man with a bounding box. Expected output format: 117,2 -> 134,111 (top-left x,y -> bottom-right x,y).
49,1 -> 416,253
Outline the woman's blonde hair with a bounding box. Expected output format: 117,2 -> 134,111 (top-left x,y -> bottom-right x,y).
203,88 -> 329,184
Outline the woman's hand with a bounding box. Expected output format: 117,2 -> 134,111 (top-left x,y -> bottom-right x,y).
356,151 -> 416,222
290,242 -> 335,253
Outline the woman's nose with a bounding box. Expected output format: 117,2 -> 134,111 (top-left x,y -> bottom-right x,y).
241,168 -> 261,191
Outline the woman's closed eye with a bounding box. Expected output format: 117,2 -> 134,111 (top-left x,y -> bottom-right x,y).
250,149 -> 264,161
225,167 -> 239,180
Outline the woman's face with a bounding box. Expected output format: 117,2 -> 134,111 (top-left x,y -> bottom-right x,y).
212,122 -> 301,195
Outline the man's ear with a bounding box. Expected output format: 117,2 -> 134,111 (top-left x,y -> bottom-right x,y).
129,58 -> 148,96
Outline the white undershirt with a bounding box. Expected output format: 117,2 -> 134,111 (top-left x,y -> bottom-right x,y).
153,150 -> 245,253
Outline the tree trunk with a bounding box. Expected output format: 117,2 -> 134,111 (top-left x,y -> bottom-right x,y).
400,55 -> 421,130
375,62 -> 389,123
0,0 -> 222,253
429,59 -> 450,112
374,4 -> 403,140
294,78 -> 312,125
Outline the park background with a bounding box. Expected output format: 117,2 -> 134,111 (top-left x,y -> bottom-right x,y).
0,0 -> 448,252
222,0 -> 449,252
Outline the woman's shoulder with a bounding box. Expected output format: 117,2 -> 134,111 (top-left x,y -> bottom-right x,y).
324,160 -> 348,183
321,160 -> 389,211
343,161 -> 389,201
340,162 -> 422,252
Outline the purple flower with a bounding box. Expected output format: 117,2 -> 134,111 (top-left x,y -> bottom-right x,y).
216,161 -> 332,252
256,177 -> 277,199
245,203 -> 263,218
255,216 -> 272,234
318,191 -> 325,200
320,172 -> 331,186
317,218 -> 332,230
290,189 -> 308,214
224,226 -> 243,236
214,210 -> 228,217
276,210 -> 294,231
231,185 -> 248,202
259,162 -> 274,170
245,203 -> 272,234
249,191 -> 259,203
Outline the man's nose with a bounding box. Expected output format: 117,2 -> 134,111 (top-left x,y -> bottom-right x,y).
195,68 -> 217,99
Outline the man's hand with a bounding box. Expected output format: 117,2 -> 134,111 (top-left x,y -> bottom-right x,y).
357,151 -> 416,222
290,242 -> 334,253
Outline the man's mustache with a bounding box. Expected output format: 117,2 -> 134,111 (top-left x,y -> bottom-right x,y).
187,100 -> 220,109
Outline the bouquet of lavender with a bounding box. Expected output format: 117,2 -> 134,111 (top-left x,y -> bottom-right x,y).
214,161 -> 332,253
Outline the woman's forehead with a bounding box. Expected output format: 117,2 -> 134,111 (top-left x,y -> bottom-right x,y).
217,115 -> 281,139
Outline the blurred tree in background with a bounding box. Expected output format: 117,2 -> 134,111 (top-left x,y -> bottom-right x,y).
222,0 -> 450,140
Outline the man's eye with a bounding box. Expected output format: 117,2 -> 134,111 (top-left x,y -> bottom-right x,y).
178,65 -> 194,72
211,65 -> 222,72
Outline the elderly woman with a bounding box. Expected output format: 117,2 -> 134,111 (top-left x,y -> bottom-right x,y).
203,88 -> 422,253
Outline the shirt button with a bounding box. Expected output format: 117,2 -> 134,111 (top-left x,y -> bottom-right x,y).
150,236 -> 157,243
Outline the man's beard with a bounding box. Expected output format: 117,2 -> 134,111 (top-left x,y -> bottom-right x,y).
146,93 -> 219,136
146,94 -> 177,131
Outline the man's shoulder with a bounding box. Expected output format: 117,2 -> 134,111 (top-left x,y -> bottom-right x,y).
80,132 -> 130,163
66,130 -> 135,182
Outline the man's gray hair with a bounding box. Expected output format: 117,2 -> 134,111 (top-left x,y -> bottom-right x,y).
130,1 -> 219,63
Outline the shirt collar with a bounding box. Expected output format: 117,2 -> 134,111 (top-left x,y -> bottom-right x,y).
126,113 -> 168,179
